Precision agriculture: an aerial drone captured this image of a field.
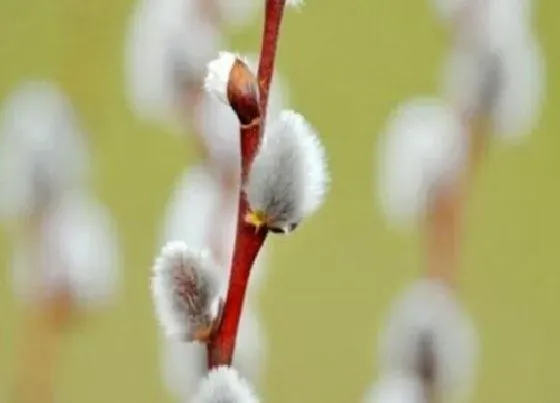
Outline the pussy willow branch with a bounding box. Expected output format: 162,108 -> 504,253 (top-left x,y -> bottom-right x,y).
206,62 -> 266,368
421,8 -> 490,400
425,114 -> 489,288
422,116 -> 487,403
257,0 -> 286,123
424,0 -> 492,288
207,0 -> 287,367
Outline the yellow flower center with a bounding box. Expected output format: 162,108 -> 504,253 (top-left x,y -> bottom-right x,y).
244,210 -> 268,229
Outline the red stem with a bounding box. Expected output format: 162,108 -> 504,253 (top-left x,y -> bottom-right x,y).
257,0 -> 287,123
207,122 -> 268,367
208,201 -> 267,366
424,115 -> 488,287
206,0 -> 288,371
425,185 -> 462,288
206,69 -> 265,369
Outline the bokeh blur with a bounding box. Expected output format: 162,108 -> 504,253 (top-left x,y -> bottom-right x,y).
1,1 -> 559,403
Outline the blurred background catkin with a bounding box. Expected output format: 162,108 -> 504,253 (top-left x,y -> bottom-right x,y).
1,1 -> 559,402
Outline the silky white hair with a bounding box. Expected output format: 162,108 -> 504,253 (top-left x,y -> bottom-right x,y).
161,304 -> 266,401
0,80 -> 90,224
160,164 -> 269,293
192,366 -> 260,403
246,110 -> 329,232
151,241 -> 223,341
198,52 -> 290,173
376,97 -> 467,227
441,33 -> 545,142
377,279 -> 479,403
431,0 -> 533,51
124,0 -> 223,126
363,372 -> 426,403
11,190 -> 121,308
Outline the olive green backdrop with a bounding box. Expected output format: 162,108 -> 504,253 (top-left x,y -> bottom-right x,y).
1,1 -> 559,402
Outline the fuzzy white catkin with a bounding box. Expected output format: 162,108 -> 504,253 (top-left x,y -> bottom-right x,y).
491,34 -> 545,141
162,304 -> 266,401
196,53 -> 289,173
216,0 -> 260,29
441,47 -> 498,124
246,110 -> 329,232
151,241 -> 223,340
376,97 -> 467,227
0,81 -> 90,224
193,366 -> 260,403
160,164 -> 269,294
363,372 -> 426,403
378,279 -> 478,403
158,166 -> 268,400
161,336 -> 205,401
431,0 -> 532,51
11,190 -> 121,308
204,52 -> 240,105
441,33 -> 545,142
286,0 -> 304,8
124,0 -> 223,126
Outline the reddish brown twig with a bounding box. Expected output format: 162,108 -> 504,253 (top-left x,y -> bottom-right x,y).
257,0 -> 287,123
206,0 -> 288,370
425,185 -> 463,288
425,0 -> 493,289
206,60 -> 267,368
425,114 -> 489,288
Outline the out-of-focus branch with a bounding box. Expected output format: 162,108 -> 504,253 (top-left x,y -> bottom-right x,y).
425,114 -> 489,288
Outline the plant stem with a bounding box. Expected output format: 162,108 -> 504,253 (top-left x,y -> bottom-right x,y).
425,184 -> 463,288
206,0 -> 288,370
424,115 -> 488,287
207,121 -> 268,367
206,62 -> 267,368
257,0 -> 287,123
208,216 -> 267,367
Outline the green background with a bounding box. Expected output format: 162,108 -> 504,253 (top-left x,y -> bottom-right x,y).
1,1 -> 559,402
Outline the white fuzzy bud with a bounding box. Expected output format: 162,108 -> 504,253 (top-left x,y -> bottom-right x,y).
196,53 -> 289,173
193,366 -> 260,403
124,0 -> 223,126
245,110 -> 329,233
286,0 -> 304,9
161,337 -> 206,401
363,372 -> 426,403
161,304 -> 266,401
11,190 -> 120,308
431,0 -> 532,51
376,97 -> 467,227
151,241 -> 223,341
442,34 -> 545,142
0,81 -> 90,223
204,52 -> 241,105
378,279 -> 479,402
441,47 -> 500,124
491,35 -> 545,141
160,165 -> 269,293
